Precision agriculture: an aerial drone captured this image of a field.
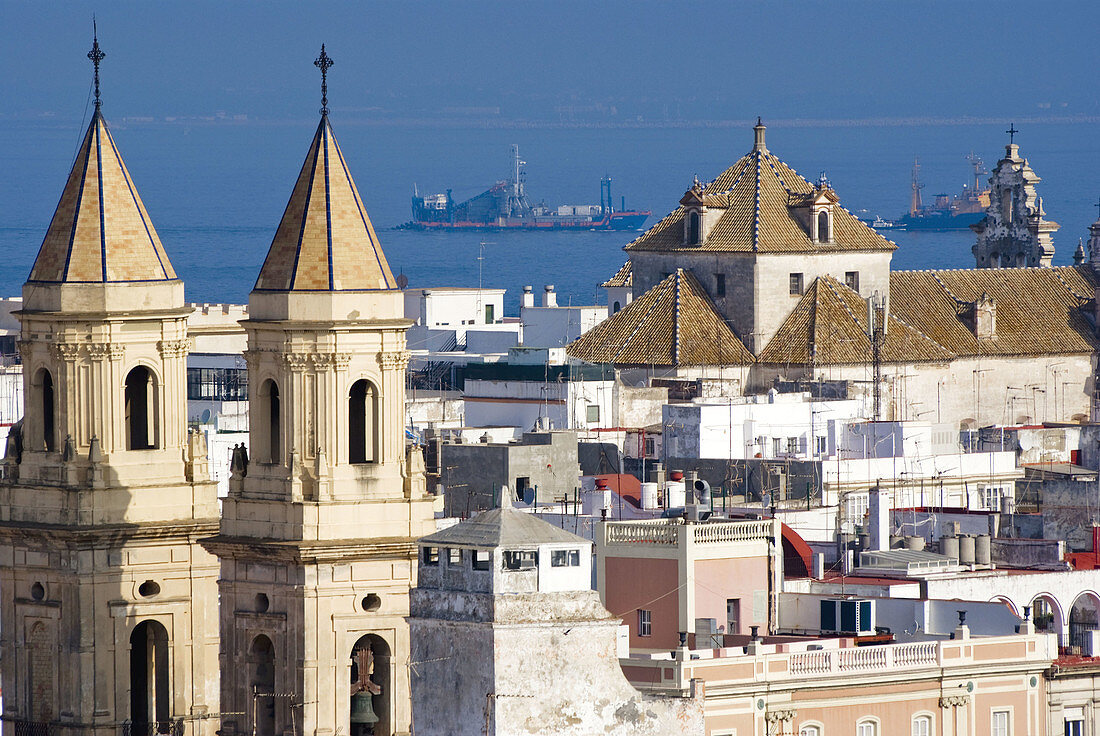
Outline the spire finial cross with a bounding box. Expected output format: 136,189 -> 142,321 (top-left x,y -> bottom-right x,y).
1006,123 -> 1018,144
314,44 -> 334,116
88,18 -> 105,111
1094,195 -> 1100,216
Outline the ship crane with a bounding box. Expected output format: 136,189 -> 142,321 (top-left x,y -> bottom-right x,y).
909,158 -> 924,216
966,151 -> 987,192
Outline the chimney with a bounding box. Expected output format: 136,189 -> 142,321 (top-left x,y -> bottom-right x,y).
521,285 -> 535,308
753,117 -> 767,153
868,485 -> 890,551
543,284 -> 557,307
971,293 -> 996,340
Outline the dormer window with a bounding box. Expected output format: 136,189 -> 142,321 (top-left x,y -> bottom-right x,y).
687,210 -> 701,245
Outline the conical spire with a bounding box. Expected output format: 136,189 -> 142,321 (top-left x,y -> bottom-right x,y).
254,46 -> 395,292
28,33 -> 175,285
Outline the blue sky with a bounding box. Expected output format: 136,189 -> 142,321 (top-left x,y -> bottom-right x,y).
2,0 -> 1098,125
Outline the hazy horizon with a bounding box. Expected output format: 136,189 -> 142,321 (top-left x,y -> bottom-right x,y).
3,1 -> 1098,128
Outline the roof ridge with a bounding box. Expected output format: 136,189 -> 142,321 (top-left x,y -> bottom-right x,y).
882,310 -> 956,359
752,151 -> 762,252
608,273 -> 674,364
819,276 -> 863,325
1051,267 -> 1092,303
763,152 -> 796,196
930,272 -> 967,306
673,270 -> 682,364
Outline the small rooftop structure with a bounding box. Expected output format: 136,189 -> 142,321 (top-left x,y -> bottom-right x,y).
857,549 -> 960,576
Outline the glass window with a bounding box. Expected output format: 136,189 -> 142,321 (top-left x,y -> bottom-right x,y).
186,366 -> 248,401
992,711 -> 1010,736
1065,719 -> 1084,736
857,721 -> 877,736
551,549 -> 580,567
789,273 -> 804,296
447,548 -> 462,566
472,549 -> 491,571
845,271 -> 860,292
422,547 -> 439,566
912,715 -> 931,736
815,436 -> 827,455
503,550 -> 537,570
688,211 -> 701,244
586,405 -> 600,423
787,437 -> 799,454
638,609 -> 652,637
979,485 -> 1004,511
800,727 -> 820,736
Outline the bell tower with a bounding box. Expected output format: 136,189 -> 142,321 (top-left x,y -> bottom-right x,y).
0,30 -> 220,736
203,46 -> 434,736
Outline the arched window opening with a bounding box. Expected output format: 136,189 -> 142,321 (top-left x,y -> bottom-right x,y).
350,634 -> 391,736
1031,596 -> 1063,645
612,301 -> 621,313
687,211 -> 701,245
250,635 -> 276,736
38,368 -> 56,452
27,622 -> 55,724
1069,594 -> 1100,651
818,210 -> 830,242
130,620 -> 170,734
260,379 -> 281,464
125,366 -> 158,450
349,380 -> 379,465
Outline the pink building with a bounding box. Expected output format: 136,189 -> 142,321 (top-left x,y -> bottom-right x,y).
597,516 -> 1060,735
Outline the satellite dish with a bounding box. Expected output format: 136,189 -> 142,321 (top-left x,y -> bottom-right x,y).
396,272 -> 409,289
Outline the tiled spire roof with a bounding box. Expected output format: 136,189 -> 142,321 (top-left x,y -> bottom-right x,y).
757,275 -> 955,365
624,123 -> 895,255
28,110 -> 176,284
567,269 -> 753,366
254,115 -> 396,292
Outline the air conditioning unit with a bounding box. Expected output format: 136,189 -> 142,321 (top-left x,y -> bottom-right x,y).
820,599 -> 876,635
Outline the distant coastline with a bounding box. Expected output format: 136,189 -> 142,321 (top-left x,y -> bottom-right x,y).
3,112 -> 1100,131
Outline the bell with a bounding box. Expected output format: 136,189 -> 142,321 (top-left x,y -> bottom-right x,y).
350,691 -> 379,725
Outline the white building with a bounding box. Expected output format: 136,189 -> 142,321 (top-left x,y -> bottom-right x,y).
664,392 -> 863,461
520,284 -> 608,348
463,347 -> 617,435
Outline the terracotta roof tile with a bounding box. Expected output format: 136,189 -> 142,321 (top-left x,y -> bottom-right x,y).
567,269 -> 753,366
758,276 -> 955,365
889,267 -> 1098,357
624,137 -> 895,255
601,261 -> 632,288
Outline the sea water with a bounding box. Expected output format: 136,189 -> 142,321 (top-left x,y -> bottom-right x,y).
1,119 -> 1098,314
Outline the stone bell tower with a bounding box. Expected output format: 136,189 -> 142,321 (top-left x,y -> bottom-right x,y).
0,32 -> 220,736
971,126 -> 1058,268
202,46 -> 434,736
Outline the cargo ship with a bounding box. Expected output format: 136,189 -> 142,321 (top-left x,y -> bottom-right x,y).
401,145 -> 651,231
898,154 -> 990,230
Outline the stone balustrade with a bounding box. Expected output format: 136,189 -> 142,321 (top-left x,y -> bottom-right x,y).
603,519 -> 775,547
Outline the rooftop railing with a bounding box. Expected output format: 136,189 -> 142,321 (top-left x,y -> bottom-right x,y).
603,519 -> 774,547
